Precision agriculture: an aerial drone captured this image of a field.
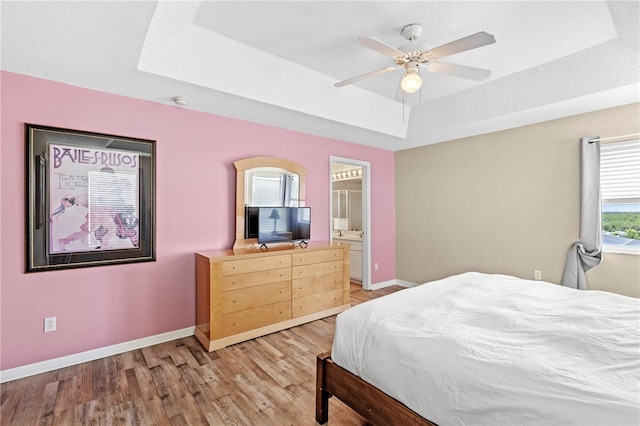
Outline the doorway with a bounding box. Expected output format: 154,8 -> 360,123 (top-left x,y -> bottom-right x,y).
329,157 -> 371,290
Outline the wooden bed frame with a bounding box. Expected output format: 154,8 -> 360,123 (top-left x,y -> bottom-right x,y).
316,352 -> 437,425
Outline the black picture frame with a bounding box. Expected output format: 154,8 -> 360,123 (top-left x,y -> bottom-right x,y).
25,124 -> 156,272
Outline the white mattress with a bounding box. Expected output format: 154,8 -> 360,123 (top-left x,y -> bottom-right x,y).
332,272 -> 640,425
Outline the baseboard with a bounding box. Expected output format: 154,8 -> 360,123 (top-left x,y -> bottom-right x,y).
0,326 -> 196,383
369,279 -> 417,290
394,279 -> 418,288
1,280 -> 418,382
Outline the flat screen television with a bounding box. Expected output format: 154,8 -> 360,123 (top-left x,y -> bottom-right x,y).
257,207 -> 311,244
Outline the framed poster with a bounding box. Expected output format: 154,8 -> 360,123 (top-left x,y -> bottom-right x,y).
25,124 -> 156,272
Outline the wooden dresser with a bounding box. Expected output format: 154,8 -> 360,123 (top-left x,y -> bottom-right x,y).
195,241 -> 350,351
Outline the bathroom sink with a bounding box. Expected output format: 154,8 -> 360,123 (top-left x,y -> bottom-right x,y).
333,235 -> 362,242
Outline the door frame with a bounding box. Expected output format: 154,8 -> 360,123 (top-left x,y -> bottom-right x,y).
329,156 -> 371,290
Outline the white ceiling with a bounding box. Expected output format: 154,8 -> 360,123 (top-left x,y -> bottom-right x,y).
2,1 -> 638,151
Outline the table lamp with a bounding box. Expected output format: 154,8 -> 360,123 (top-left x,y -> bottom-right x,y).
334,218 -> 349,237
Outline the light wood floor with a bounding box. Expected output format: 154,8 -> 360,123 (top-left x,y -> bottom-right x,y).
1,283 -> 405,425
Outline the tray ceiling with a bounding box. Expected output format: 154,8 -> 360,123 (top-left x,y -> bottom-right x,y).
2,1 -> 638,151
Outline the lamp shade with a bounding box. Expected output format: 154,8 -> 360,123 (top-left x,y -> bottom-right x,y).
268,209 -> 281,220
334,218 -> 349,231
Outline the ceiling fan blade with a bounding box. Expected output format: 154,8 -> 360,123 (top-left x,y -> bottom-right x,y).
426,32 -> 496,60
358,37 -> 405,59
335,66 -> 400,87
426,62 -> 492,81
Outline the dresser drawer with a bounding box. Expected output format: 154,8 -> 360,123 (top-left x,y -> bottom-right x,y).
292,249 -> 343,266
222,267 -> 291,291
195,243 -> 350,352
292,260 -> 343,280
292,271 -> 344,299
292,289 -> 343,318
222,301 -> 291,336
222,254 -> 291,276
222,281 -> 291,314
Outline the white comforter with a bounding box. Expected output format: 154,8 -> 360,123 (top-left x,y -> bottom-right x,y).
332,272 -> 640,425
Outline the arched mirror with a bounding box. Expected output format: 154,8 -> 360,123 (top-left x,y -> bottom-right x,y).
234,157 -> 307,249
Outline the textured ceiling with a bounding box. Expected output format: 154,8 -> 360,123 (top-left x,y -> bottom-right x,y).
2,1 -> 639,151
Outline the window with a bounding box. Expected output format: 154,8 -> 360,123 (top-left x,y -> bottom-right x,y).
247,170 -> 299,207
600,138 -> 640,253
251,173 -> 285,206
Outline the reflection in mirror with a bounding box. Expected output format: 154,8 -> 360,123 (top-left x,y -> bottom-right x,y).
234,157 -> 307,249
245,168 -> 300,207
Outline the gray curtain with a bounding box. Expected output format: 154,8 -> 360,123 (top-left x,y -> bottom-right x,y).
562,137 -> 603,289
281,174 -> 293,206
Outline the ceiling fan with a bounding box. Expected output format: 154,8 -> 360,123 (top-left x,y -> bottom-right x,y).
335,24 -> 496,94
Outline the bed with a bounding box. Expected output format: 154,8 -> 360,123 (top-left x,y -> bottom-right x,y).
316,272 -> 640,425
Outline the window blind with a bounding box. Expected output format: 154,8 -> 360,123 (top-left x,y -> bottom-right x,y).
600,138 -> 640,204
251,174 -> 283,206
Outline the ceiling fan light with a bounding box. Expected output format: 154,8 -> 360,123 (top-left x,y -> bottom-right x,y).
401,72 -> 422,93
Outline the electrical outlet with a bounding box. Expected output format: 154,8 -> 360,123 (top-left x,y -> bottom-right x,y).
374,262 -> 379,271
534,270 -> 542,281
44,317 -> 56,333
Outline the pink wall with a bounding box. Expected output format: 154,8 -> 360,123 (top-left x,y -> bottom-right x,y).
0,71 -> 396,371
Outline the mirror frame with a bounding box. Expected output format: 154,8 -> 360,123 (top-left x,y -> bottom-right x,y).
233,156 -> 307,249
